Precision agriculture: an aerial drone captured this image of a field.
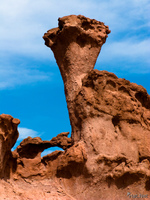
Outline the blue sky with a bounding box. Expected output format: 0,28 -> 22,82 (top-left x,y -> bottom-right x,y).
0,0 -> 150,154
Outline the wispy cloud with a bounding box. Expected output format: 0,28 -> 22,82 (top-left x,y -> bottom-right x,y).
16,127 -> 62,157
12,127 -> 42,151
41,149 -> 53,157
18,127 -> 40,141
97,38 -> 150,72
108,39 -> 150,60
0,0 -> 150,89
1,0 -> 149,58
41,148 -> 63,157
0,63 -> 51,90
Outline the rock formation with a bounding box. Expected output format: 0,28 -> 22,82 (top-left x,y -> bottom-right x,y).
43,15 -> 111,142
0,15 -> 150,200
0,114 -> 20,179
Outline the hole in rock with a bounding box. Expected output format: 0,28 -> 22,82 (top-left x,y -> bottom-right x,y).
81,21 -> 94,30
139,156 -> 150,163
135,91 -> 150,109
106,80 -> 116,88
145,178 -> 150,191
112,115 -> 120,127
41,146 -> 64,157
76,35 -> 87,47
115,173 -> 142,189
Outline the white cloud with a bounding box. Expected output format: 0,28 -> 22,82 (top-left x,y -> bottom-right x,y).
98,38 -> 150,62
16,126 -> 63,157
0,64 -> 51,89
110,39 -> 150,59
11,127 -> 41,151
1,0 -> 149,57
0,0 -> 150,89
41,148 -> 64,157
96,37 -> 150,74
18,127 -> 40,141
41,149 -> 53,157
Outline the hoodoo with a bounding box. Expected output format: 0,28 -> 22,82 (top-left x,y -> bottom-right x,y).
43,15 -> 111,142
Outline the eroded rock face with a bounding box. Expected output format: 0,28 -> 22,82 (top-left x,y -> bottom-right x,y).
75,70 -> 150,161
0,114 -> 20,178
43,15 -> 110,142
42,15 -> 150,199
72,70 -> 150,197
12,132 -> 73,178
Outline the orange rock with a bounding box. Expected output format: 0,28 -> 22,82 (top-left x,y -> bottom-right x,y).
43,15 -> 150,199
43,15 -> 111,142
0,114 -> 20,178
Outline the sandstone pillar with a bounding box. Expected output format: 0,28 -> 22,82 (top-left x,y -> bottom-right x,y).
43,15 -> 110,142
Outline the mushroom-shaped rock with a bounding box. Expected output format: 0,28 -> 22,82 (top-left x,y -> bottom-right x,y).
43,15 -> 110,142
43,15 -> 110,102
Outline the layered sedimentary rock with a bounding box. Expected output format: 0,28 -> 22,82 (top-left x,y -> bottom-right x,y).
0,15 -> 150,199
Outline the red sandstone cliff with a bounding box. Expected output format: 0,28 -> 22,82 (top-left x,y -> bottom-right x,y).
0,15 -> 150,200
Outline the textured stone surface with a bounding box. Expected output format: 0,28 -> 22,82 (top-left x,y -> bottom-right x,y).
42,14 -> 150,199
0,114 -> 20,178
0,15 -> 150,199
0,179 -> 76,200
12,132 -> 72,178
75,69 -> 150,163
43,14 -> 110,142
69,69 -> 150,199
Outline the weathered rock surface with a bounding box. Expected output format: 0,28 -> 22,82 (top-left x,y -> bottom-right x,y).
0,114 -> 20,179
0,15 -> 150,199
43,14 -> 111,142
12,132 -> 73,178
0,178 -> 76,200
43,14 -> 150,199
75,69 -> 150,168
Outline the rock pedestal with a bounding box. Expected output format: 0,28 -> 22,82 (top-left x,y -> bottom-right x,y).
43,15 -> 110,142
